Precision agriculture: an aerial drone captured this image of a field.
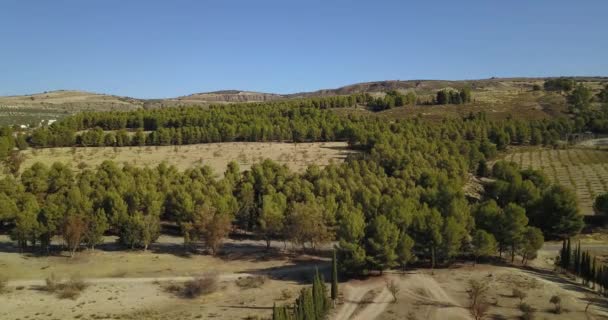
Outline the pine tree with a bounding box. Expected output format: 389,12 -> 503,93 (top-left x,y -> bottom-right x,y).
575,241 -> 582,275
331,249 -> 338,303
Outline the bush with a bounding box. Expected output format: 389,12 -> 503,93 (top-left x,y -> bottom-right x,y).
235,275 -> 266,289
550,295 -> 562,314
512,288 -> 527,305
182,274 -> 219,298
519,302 -> 536,320
44,274 -> 88,299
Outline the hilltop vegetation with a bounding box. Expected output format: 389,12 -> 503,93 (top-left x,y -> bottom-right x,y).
2,78 -> 608,320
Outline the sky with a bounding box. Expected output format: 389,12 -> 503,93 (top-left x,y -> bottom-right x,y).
0,0 -> 607,98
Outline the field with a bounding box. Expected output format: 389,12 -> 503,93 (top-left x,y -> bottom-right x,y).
1,235 -> 607,320
502,147 -> 608,215
13,141 -> 355,174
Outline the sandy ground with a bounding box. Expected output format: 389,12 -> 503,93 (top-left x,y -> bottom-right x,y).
13,141 -> 355,175
2,236 -> 608,320
0,235 -> 323,320
330,266 -> 608,320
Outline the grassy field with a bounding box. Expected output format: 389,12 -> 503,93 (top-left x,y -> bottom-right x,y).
13,141 -> 355,175
502,147 -> 608,215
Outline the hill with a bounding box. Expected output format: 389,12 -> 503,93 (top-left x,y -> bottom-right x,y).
1,77 -> 607,126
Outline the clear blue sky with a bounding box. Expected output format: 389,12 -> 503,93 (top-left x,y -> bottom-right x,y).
1,0 -> 607,98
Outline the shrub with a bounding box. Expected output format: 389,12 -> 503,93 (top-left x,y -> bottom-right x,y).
182,274 -> 219,298
550,295 -> 562,314
44,274 -> 88,299
512,288 -> 527,305
519,302 -> 536,320
519,302 -> 534,313
235,276 -> 267,289
45,273 -> 60,292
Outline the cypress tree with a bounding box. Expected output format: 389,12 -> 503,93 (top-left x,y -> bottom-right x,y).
559,239 -> 566,270
273,303 -> 281,320
575,242 -> 582,275
581,251 -> 588,284
592,256 -> 597,289
294,292 -> 304,320
564,238 -> 572,271
312,269 -> 322,319
303,288 -> 315,320
331,249 -> 338,303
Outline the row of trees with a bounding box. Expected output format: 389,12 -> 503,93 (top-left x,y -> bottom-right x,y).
367,90 -> 417,111
558,239 -> 608,296
436,88 -> 472,105
272,269 -> 332,320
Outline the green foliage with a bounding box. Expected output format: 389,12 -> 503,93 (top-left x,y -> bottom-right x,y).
487,161 -> 583,240
544,78 -> 575,92
593,193 -> 608,216
471,229 -> 497,263
598,85 -> 608,103
502,203 -> 528,262
536,185 -> 583,238
436,88 -> 472,105
331,250 -> 338,301
0,92 -> 595,274
518,227 -> 544,265
568,84 -> 593,113
365,215 -> 400,271
274,270 -> 331,320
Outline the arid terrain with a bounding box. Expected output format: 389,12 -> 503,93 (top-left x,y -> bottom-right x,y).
2,234 -> 608,320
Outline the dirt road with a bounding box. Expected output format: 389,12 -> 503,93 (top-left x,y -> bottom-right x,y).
332,273 -> 472,320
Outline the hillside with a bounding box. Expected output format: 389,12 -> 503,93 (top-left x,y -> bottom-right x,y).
1,77 -> 606,126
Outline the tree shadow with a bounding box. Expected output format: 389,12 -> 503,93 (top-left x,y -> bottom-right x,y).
240,259 -> 331,284
216,305 -> 273,310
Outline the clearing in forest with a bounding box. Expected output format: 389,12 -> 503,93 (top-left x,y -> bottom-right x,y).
12,141 -> 355,174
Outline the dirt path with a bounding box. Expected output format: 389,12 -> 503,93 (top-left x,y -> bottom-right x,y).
332,279 -> 385,320
332,273 -> 471,320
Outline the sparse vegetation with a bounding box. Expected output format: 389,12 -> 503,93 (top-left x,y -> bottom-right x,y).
386,279 -> 400,303
467,279 -> 490,320
44,274 -> 88,299
182,274 -> 219,298
512,288 -> 527,306
550,295 -> 562,314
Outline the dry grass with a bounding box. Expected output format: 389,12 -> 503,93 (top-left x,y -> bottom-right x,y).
0,276 -> 8,294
